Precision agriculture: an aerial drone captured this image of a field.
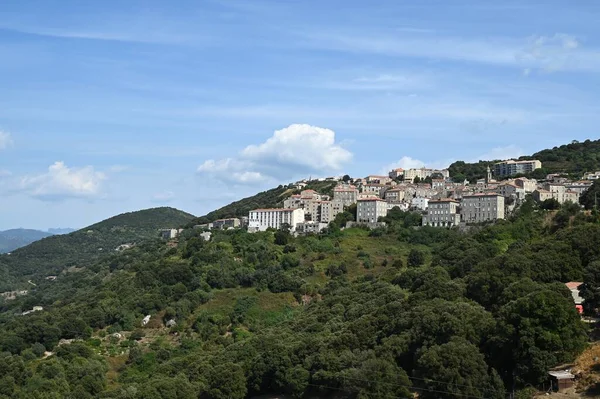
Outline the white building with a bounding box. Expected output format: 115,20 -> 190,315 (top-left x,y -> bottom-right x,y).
494,159 -> 542,177
461,194 -> 505,223
544,183 -> 580,204
248,208 -> 306,232
411,197 -> 430,211
357,198 -> 388,223
388,168 -> 404,180
422,199 -> 461,227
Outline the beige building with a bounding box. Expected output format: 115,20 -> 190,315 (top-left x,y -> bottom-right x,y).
422,199 -> 461,227
532,189 -> 553,203
248,208 -> 305,232
388,168 -> 404,180
384,187 -> 406,202
357,197 -> 388,223
461,194 -> 505,223
514,177 -> 538,193
212,218 -> 241,229
542,184 -> 580,204
333,184 -> 359,207
402,168 -> 450,183
494,160 -> 542,177
366,175 -> 392,185
361,183 -> 387,197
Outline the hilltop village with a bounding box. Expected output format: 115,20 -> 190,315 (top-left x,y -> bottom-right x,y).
190,159 -> 597,235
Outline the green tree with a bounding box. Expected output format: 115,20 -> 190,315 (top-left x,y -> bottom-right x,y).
206,363 -> 247,399
407,249 -> 425,267
581,260 -> 600,312
415,338 -> 505,399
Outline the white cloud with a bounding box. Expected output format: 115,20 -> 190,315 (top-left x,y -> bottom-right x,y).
472,145 -> 525,162
19,161 -> 106,200
198,124 -> 352,184
152,191 -> 175,203
0,131 -> 13,150
0,169 -> 11,178
386,156 -> 426,171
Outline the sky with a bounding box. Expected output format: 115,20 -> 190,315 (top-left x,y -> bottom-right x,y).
1,0 -> 600,230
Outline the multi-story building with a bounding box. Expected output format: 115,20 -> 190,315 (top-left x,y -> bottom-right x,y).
160,229 -> 180,240
212,218 -> 241,229
361,183 -> 386,197
411,197 -> 430,211
493,160 -> 542,177
248,208 -> 305,232
333,184 -> 359,207
460,194 -> 505,223
357,198 -> 388,223
388,168 -> 404,180
532,189 -> 553,203
402,168 -> 450,183
514,177 -> 538,193
565,181 -> 593,194
366,175 -> 392,185
583,171 -> 600,180
384,187 -> 406,202
497,182 -> 525,199
544,183 -> 580,204
422,199 -> 461,227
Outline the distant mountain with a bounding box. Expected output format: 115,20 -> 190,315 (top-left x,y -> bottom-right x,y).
449,138 -> 600,182
47,228 -> 76,235
0,229 -> 53,254
0,207 -> 195,290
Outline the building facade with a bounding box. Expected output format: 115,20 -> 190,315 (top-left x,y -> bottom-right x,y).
357,198 -> 388,223
422,199 -> 461,227
493,160 -> 542,177
460,194 -> 505,223
248,208 -> 305,232
212,218 -> 241,229
333,184 -> 359,207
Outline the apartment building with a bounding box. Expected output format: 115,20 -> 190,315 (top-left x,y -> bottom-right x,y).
493,160 -> 542,177
411,197 -> 430,211
384,187 -> 406,202
388,168 -> 404,180
422,199 -> 461,227
543,184 -> 580,204
514,177 -> 538,193
402,168 -> 450,183
357,198 -> 388,223
460,194 -> 505,223
248,208 -> 305,232
333,184 -> 359,207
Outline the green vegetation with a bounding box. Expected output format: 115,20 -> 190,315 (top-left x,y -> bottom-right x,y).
449,138 -> 600,182
0,207 -> 195,291
0,229 -> 53,254
0,196 -> 597,398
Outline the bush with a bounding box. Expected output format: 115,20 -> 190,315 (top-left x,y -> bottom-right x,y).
407,249 -> 425,267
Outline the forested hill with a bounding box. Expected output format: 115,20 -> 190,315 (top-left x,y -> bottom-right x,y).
0,207 -> 195,290
449,138 -> 600,182
0,229 -> 53,254
0,200 -> 597,398
193,180 -> 338,224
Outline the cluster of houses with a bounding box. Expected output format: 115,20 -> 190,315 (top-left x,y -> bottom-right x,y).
244,159 -> 595,233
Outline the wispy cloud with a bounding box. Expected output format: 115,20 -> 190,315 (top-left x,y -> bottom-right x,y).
297,30 -> 600,72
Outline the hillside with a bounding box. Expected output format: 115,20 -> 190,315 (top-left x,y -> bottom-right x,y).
0,207 -> 195,290
0,229 -> 53,254
193,180 -> 338,224
449,138 -> 600,182
0,199 -> 597,398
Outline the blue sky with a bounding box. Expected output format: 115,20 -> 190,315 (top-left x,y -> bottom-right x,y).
1,0 -> 599,230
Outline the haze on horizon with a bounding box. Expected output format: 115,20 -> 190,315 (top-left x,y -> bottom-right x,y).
1,0 -> 599,230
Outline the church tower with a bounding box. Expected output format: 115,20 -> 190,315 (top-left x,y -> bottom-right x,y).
486,166 -> 492,185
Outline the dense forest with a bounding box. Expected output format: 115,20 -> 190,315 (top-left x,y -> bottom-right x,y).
449,138 -> 600,182
0,229 -> 53,254
1,193 -> 600,398
0,207 -> 195,291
